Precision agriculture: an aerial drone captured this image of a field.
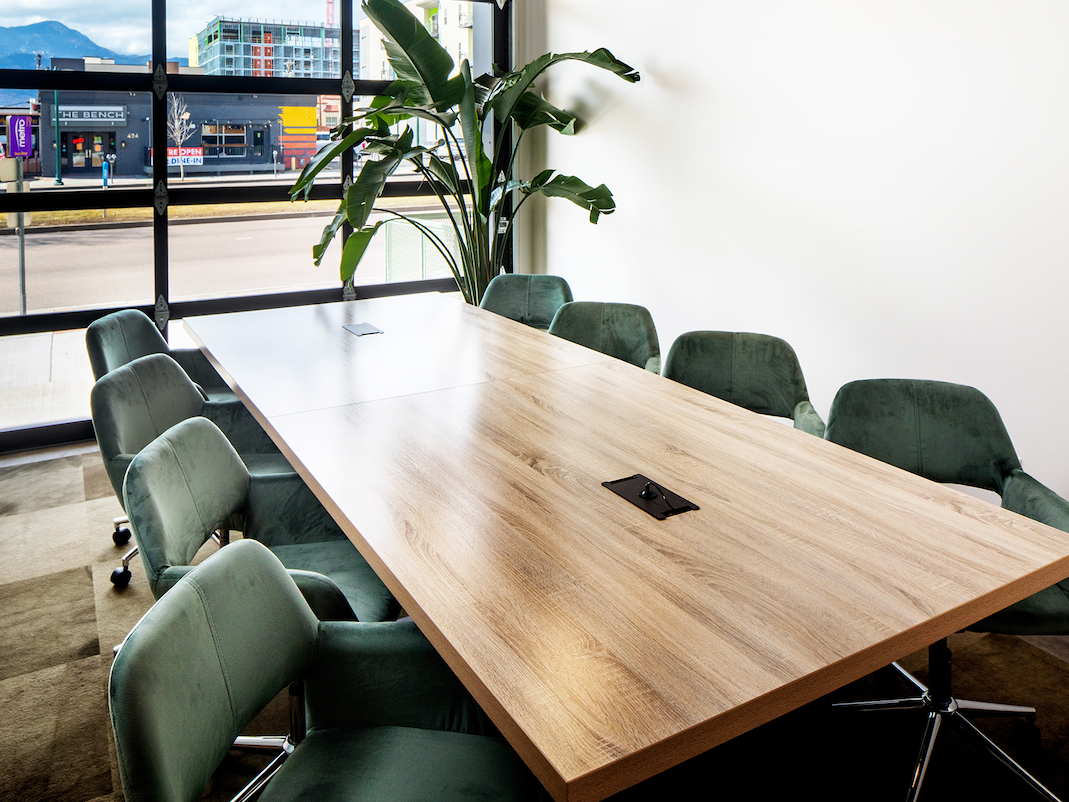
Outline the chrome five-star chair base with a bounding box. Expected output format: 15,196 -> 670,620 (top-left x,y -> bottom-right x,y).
834,639 -> 1061,802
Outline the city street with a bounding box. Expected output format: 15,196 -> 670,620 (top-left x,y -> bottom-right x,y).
0,213 -> 390,316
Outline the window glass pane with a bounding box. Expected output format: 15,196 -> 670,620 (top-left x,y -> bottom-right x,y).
0,329 -> 94,429
167,201 -> 339,302
1,208 -> 154,317
0,90 -> 152,188
358,1 -> 493,82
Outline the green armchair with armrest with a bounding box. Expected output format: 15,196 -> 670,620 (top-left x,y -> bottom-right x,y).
662,330 -> 826,437
109,537 -> 542,802
548,301 -> 661,373
91,352 -> 294,588
122,415 -> 398,624
87,308 -> 234,403
824,378 -> 1069,801
479,274 -> 573,330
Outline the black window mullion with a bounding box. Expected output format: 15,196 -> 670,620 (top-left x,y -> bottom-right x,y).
151,0 -> 169,332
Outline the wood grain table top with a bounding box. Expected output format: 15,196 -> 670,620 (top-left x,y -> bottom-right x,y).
186,294 -> 1069,802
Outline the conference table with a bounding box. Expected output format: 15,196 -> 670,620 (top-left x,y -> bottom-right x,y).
185,292 -> 1069,802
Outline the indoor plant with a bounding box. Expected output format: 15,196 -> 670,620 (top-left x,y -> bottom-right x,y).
289,0 -> 639,305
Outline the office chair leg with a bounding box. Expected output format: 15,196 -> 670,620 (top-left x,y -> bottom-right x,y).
834,639 -> 1059,801
951,708 -> 1061,801
231,749 -> 289,802
906,710 -> 942,802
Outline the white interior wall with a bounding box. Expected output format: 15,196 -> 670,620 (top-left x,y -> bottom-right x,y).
514,0 -> 1069,496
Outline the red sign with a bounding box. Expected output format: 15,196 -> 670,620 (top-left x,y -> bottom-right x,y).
149,147 -> 204,166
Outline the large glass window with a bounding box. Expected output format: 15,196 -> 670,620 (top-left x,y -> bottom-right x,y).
0,0 -> 507,441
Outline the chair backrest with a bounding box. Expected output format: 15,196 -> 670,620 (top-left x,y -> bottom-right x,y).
479,274 -> 573,330
122,416 -> 251,596
548,301 -> 660,371
86,309 -> 169,381
824,379 -> 1021,494
662,331 -> 812,419
109,539 -> 317,802
90,353 -> 208,502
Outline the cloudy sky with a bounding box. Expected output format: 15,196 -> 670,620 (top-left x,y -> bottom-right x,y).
1,1 -> 355,58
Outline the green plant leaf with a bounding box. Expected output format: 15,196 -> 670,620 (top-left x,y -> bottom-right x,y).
363,0 -> 465,109
487,48 -> 639,127
290,124 -> 378,200
522,174 -> 617,223
312,204 -> 349,266
509,91 -> 576,134
345,127 -> 413,229
425,152 -> 461,195
339,220 -> 387,283
458,60 -> 493,214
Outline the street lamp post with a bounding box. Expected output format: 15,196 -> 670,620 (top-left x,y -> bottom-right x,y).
52,67 -> 63,186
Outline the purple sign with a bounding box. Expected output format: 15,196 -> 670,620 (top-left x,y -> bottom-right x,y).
7,115 -> 33,158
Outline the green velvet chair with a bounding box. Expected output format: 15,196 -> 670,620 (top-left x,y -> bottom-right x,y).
548,301 -> 661,372
479,274 -> 573,330
86,308 -> 235,403
87,309 -> 244,546
91,352 -> 294,588
661,331 -> 826,437
122,415 -> 399,624
825,378 -> 1069,801
109,538 -> 542,802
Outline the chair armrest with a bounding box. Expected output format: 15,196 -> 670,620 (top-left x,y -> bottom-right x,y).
149,565 -> 195,599
792,401 -> 826,438
304,619 -> 498,737
971,470 -> 1069,635
1001,470 -> 1069,533
201,401 -> 279,454
168,348 -> 227,390
644,355 -> 661,374
287,569 -> 357,621
104,453 -> 134,505
245,473 -> 347,546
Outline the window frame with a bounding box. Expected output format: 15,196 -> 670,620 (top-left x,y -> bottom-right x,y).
0,0 -> 512,450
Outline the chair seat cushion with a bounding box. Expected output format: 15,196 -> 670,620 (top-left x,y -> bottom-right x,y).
270,541 -> 399,623
258,725 -> 541,802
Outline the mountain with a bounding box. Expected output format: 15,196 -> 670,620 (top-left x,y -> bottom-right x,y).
0,20 -> 163,67
0,21 -> 188,107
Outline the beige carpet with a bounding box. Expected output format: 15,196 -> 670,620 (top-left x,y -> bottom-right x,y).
5,443 -> 1069,801
0,443 -> 284,802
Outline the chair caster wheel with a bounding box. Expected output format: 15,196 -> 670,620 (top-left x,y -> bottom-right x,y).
113,526 -> 132,546
111,567 -> 132,588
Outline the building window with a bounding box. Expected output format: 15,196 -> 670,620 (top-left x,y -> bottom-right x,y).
202,124 -> 246,157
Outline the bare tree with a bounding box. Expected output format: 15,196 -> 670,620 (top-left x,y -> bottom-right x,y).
166,94 -> 197,180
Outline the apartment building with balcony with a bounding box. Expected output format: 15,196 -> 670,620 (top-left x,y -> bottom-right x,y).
191,17 -> 359,79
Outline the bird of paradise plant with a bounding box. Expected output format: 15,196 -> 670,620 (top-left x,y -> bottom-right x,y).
289,0 -> 639,305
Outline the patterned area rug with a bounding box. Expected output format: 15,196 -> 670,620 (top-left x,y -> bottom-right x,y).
0,566 -> 111,802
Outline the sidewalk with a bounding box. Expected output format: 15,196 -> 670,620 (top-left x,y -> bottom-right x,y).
17,169 -> 314,192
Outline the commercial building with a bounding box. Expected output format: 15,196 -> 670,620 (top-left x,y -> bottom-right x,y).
32,57 -> 317,177
190,17 -> 360,80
